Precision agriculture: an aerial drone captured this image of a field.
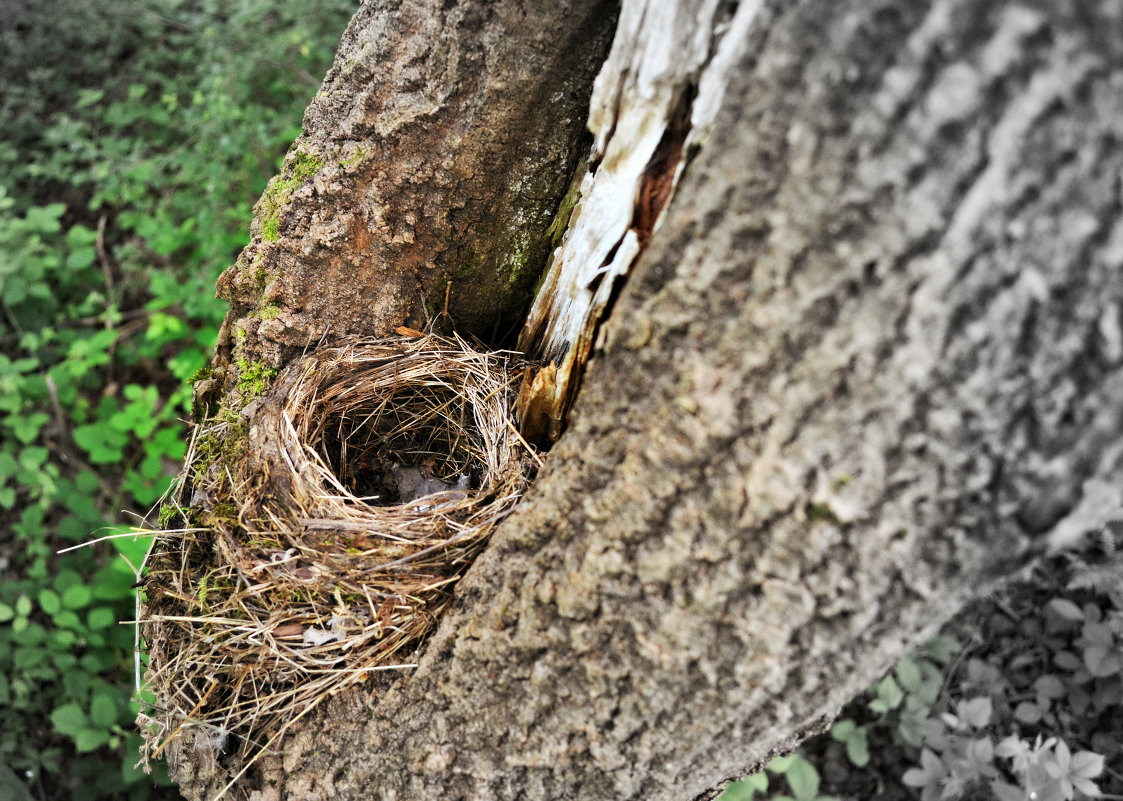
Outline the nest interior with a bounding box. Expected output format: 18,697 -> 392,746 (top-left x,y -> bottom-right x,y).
140,334 -> 536,778
318,379 -> 481,505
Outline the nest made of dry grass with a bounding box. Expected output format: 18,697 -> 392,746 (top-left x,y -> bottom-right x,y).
140,333 -> 537,784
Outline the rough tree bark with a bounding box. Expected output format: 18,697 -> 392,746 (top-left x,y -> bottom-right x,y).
204,0 -> 617,388
172,0 -> 1123,798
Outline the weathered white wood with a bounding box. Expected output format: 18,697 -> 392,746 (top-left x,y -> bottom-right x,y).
520,0 -> 764,379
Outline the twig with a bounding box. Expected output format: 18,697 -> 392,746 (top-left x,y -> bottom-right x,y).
96,214 -> 115,305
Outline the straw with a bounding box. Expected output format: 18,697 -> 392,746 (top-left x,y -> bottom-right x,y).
139,334 -> 536,784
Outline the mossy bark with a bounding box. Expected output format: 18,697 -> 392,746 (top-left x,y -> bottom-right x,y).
211,0 -> 618,385
170,0 -> 1123,798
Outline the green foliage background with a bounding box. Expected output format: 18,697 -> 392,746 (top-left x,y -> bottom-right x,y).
0,1 -> 356,798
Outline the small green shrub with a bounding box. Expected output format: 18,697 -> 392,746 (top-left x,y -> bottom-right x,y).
0,545 -> 154,799
0,1 -> 356,797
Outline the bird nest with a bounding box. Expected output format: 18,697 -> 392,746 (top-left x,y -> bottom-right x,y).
139,334 -> 537,785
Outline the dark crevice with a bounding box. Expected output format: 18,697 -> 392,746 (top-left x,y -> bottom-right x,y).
631,82 -> 696,250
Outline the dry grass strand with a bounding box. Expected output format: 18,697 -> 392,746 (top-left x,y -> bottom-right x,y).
139,334 -> 535,785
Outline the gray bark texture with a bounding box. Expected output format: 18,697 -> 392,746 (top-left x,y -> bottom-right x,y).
174,0 -> 1123,798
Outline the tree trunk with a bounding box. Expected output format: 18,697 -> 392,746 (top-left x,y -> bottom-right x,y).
206,0 -> 617,384
166,0 -> 1123,798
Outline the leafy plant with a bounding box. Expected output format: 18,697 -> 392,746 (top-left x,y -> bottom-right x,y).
990,736 -> 1104,801
718,548 -> 1120,801
721,755 -> 837,801
0,551 -> 152,799
0,1 -> 356,797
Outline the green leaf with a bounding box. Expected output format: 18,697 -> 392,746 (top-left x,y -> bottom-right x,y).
107,525 -> 152,569
81,650 -> 116,672
64,670 -> 91,700
869,675 -> 904,714
845,728 -> 870,768
17,442 -> 47,469
63,330 -> 116,378
8,413 -> 49,444
146,312 -> 187,343
38,588 -> 61,616
896,655 -> 923,693
56,514 -> 90,542
783,756 -> 820,801
830,719 -> 856,741
87,606 -> 116,631
64,483 -> 103,522
92,561 -> 137,600
75,89 -> 106,109
50,702 -> 90,736
15,505 -> 47,543
50,629 -> 77,649
719,772 -> 768,801
0,452 -> 17,481
75,470 -> 99,493
0,760 -> 35,801
65,246 -> 96,271
74,727 -> 110,753
24,204 -> 66,234
65,224 -> 97,249
13,645 -> 47,670
72,423 -> 128,464
53,569 -> 82,593
53,610 -> 82,630
85,631 -> 106,648
61,583 -> 93,610
107,622 -> 134,652
0,603 -> 14,622
924,635 -> 961,664
18,623 -> 46,646
90,692 -> 118,729
15,595 -> 31,616
768,755 -> 796,774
